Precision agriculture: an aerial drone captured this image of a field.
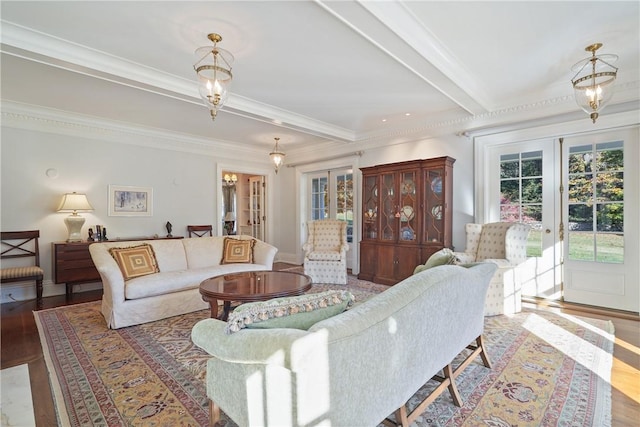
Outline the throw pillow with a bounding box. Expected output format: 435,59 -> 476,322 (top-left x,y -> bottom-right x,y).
221,237 -> 255,264
225,290 -> 355,334
109,244 -> 159,281
413,248 -> 458,275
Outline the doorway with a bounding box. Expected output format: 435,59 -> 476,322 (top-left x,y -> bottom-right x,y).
221,171 -> 266,241
221,172 -> 238,235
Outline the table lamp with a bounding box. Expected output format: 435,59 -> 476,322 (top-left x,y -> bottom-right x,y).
57,192 -> 94,242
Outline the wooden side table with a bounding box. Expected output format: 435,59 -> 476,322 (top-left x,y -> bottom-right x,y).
52,241 -> 100,296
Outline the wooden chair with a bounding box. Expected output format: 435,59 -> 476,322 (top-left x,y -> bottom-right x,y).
187,225 -> 213,237
1,230 -> 45,308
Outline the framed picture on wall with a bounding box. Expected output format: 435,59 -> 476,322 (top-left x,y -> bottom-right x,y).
108,185 -> 153,217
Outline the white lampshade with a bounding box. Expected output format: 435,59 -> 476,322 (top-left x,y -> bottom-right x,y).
57,192 -> 93,242
58,192 -> 94,213
224,212 -> 236,222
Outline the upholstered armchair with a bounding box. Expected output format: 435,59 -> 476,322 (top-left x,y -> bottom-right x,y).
453,222 -> 530,316
303,220 -> 349,285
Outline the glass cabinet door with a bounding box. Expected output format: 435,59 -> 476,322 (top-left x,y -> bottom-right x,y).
363,175 -> 378,239
398,170 -> 418,242
381,172 -> 396,241
424,168 -> 444,243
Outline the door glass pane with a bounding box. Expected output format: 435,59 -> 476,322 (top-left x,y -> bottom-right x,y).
500,154 -> 520,178
522,205 -> 542,257
500,150 -> 543,257
501,179 -> 520,203
568,141 -> 624,263
568,173 -> 593,202
335,172 -> 353,243
522,153 -> 543,177
311,177 -> 328,220
522,177 -> 542,203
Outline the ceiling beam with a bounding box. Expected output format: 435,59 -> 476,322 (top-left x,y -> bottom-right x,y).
0,19 -> 356,143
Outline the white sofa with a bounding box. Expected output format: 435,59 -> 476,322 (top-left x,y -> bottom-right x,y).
89,236 -> 277,329
192,262 -> 497,427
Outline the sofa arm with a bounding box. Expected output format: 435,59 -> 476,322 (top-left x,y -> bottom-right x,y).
482,258 -> 514,268
191,318 -> 319,369
88,243 -> 126,304
452,252 -> 476,264
252,240 -> 278,268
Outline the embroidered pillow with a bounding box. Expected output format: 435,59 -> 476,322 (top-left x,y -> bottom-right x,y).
225,290 -> 355,334
221,237 -> 256,264
109,244 -> 159,281
413,248 -> 458,275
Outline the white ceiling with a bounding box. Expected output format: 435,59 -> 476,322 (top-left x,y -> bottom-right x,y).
1,1 -> 639,155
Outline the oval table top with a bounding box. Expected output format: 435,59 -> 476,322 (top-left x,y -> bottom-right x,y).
199,270 -> 312,302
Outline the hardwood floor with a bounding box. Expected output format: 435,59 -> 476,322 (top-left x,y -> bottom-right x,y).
1,289 -> 103,426
522,299 -> 640,427
2,271 -> 638,426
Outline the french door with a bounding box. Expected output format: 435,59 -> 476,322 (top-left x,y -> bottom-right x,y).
561,130 -> 638,311
308,168 -> 354,268
487,141 -> 560,300
486,128 -> 638,312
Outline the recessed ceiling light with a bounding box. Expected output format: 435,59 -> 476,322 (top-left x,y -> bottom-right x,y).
405,113 -> 411,116
382,118 -> 387,122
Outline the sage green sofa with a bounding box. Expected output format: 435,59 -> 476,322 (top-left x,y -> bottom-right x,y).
191,262 -> 497,427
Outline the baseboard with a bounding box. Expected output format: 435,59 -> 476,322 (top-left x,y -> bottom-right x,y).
0,280 -> 102,304
275,252 -> 302,265
523,296 -> 640,321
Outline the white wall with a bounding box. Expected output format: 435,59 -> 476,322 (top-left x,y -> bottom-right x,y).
269,164 -> 298,259
356,133 -> 474,251
1,127 -> 222,300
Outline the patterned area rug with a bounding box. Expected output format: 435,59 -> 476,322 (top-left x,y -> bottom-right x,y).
35,275 -> 614,427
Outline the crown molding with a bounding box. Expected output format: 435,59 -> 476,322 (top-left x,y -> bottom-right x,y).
355,79 -> 640,143
0,101 -> 263,159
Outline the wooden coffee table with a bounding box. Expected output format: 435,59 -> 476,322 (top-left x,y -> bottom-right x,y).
199,270 -> 313,320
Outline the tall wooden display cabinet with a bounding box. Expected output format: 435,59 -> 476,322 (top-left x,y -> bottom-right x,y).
358,156 -> 455,285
